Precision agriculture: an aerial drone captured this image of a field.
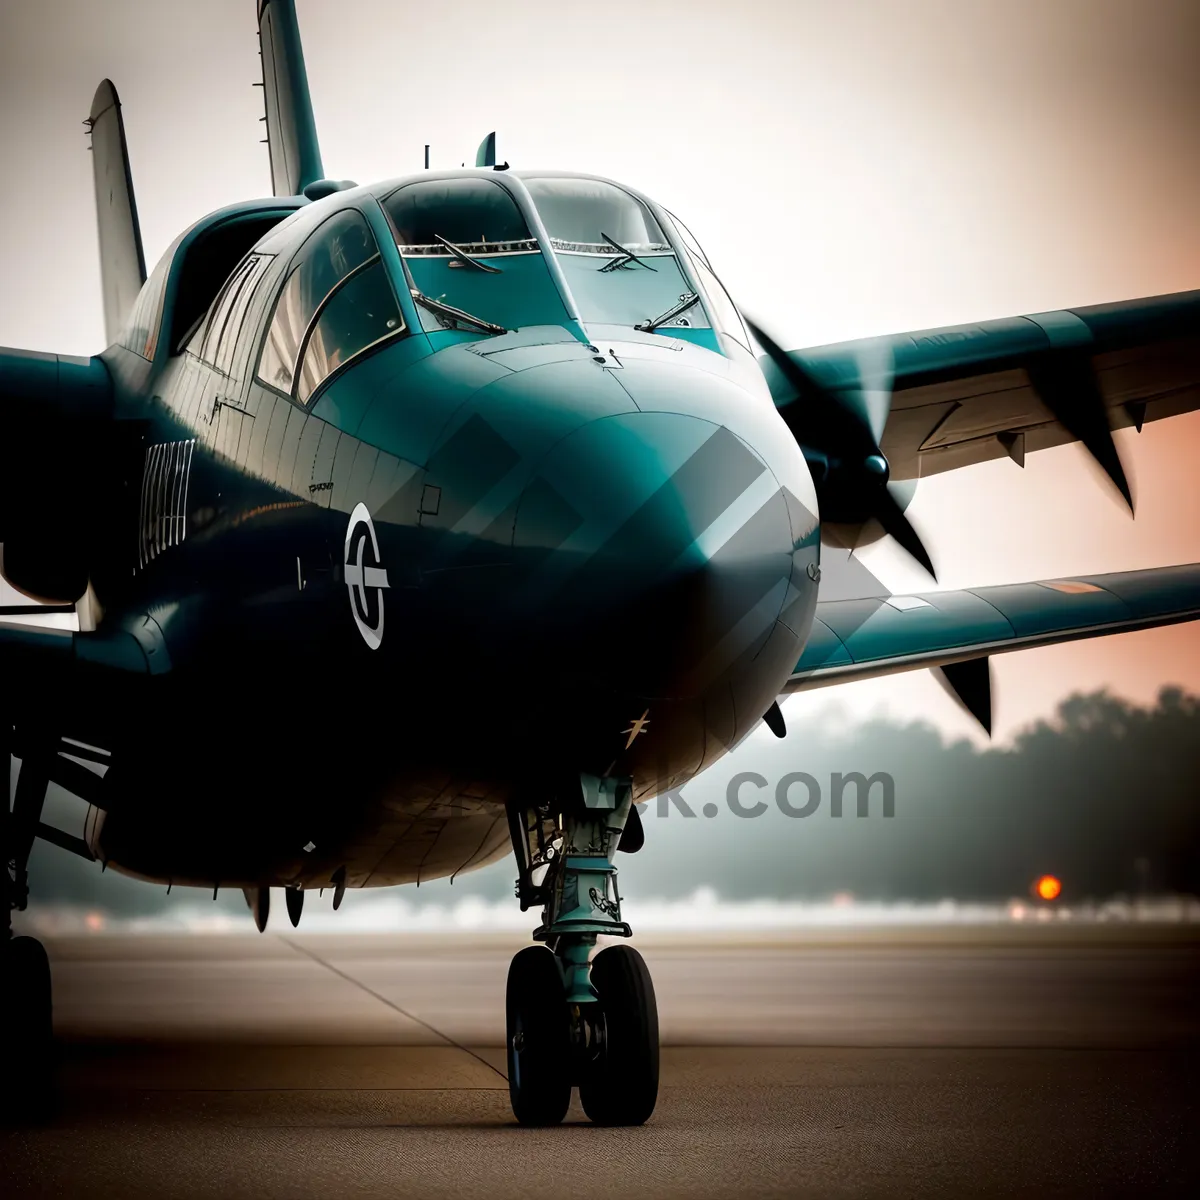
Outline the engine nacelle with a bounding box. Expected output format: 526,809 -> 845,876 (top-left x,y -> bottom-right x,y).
1,348 -> 113,604
0,540 -> 89,606
821,478 -> 918,553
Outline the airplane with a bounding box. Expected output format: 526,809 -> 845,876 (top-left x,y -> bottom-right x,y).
1,0 -> 1198,1128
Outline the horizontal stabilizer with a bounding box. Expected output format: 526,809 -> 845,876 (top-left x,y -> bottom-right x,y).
87,80 -> 146,346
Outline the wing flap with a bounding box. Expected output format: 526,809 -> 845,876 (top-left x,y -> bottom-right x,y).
785,562 -> 1200,691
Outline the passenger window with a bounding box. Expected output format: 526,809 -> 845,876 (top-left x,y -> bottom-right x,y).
198,257 -> 254,366
296,260 -> 403,404
213,256 -> 269,376
255,209 -> 386,397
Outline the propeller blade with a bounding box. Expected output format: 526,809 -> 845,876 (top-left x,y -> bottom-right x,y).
745,316 -> 822,401
851,339 -> 894,447
1028,353 -> 1133,513
746,317 -> 871,455
887,478 -> 919,510
933,656 -> 992,735
748,315 -> 935,578
872,485 -> 937,580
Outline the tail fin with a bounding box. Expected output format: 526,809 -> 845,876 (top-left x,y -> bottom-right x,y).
87,80 -> 146,346
257,0 -> 324,196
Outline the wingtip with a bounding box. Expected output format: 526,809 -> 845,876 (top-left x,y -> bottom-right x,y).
89,79 -> 119,120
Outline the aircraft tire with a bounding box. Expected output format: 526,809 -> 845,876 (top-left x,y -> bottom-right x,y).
0,935 -> 56,1123
579,944 -> 659,1126
506,945 -> 571,1126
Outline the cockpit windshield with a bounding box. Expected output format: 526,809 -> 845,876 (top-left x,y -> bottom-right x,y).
523,176 -> 710,338
379,177 -> 569,333
525,177 -> 670,256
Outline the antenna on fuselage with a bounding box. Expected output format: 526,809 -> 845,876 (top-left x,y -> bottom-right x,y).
474,131 -> 510,171
424,144 -> 429,169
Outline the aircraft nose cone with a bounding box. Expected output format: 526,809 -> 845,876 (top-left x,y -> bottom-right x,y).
512,411 -> 798,698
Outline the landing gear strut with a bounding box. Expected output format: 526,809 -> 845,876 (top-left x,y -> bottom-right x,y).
0,709 -> 56,1121
506,774 -> 659,1126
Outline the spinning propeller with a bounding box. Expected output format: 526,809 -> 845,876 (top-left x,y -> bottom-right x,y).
746,318 -> 937,579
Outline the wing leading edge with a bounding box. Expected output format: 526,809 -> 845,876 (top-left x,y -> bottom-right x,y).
763,289 -> 1200,486
787,562 -> 1200,700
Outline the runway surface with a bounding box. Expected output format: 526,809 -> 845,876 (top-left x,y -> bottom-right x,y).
2,926 -> 1198,1198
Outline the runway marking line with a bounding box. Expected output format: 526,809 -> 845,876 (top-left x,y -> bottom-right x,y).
278,935 -> 508,1083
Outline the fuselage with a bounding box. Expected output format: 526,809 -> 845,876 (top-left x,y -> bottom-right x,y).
83,169 -> 820,891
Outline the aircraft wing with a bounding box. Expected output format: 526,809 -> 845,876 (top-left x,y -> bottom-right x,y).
761,289 -> 1200,484
785,562 -> 1200,731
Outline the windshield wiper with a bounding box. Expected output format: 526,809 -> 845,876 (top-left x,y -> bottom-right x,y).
434,233 -> 502,274
599,231 -> 658,273
410,290 -> 507,336
636,292 -> 701,332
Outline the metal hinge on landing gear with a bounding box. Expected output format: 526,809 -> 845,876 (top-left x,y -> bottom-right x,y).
507,801 -> 554,912
2,725 -> 56,929
509,774 -> 634,934
507,773 -> 635,1004
545,774 -> 632,935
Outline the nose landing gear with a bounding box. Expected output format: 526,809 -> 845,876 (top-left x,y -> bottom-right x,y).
505,775 -> 659,1127
506,945 -> 572,1126
578,943 -> 659,1126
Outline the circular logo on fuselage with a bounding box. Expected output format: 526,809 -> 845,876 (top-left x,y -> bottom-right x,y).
344,503 -> 389,650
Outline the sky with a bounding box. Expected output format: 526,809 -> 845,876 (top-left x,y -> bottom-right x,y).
1,0 -> 1199,745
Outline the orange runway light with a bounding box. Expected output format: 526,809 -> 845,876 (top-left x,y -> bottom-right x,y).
1034,875 -> 1062,902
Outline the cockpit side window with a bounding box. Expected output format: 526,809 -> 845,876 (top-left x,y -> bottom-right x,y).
663,210 -> 712,270
255,209 -> 404,402
257,267 -> 307,393
663,210 -> 750,351
683,250 -> 750,351
379,178 -> 569,334
295,258 -> 404,404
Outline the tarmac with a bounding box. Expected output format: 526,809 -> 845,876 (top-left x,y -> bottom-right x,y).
1,925 -> 1197,1198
